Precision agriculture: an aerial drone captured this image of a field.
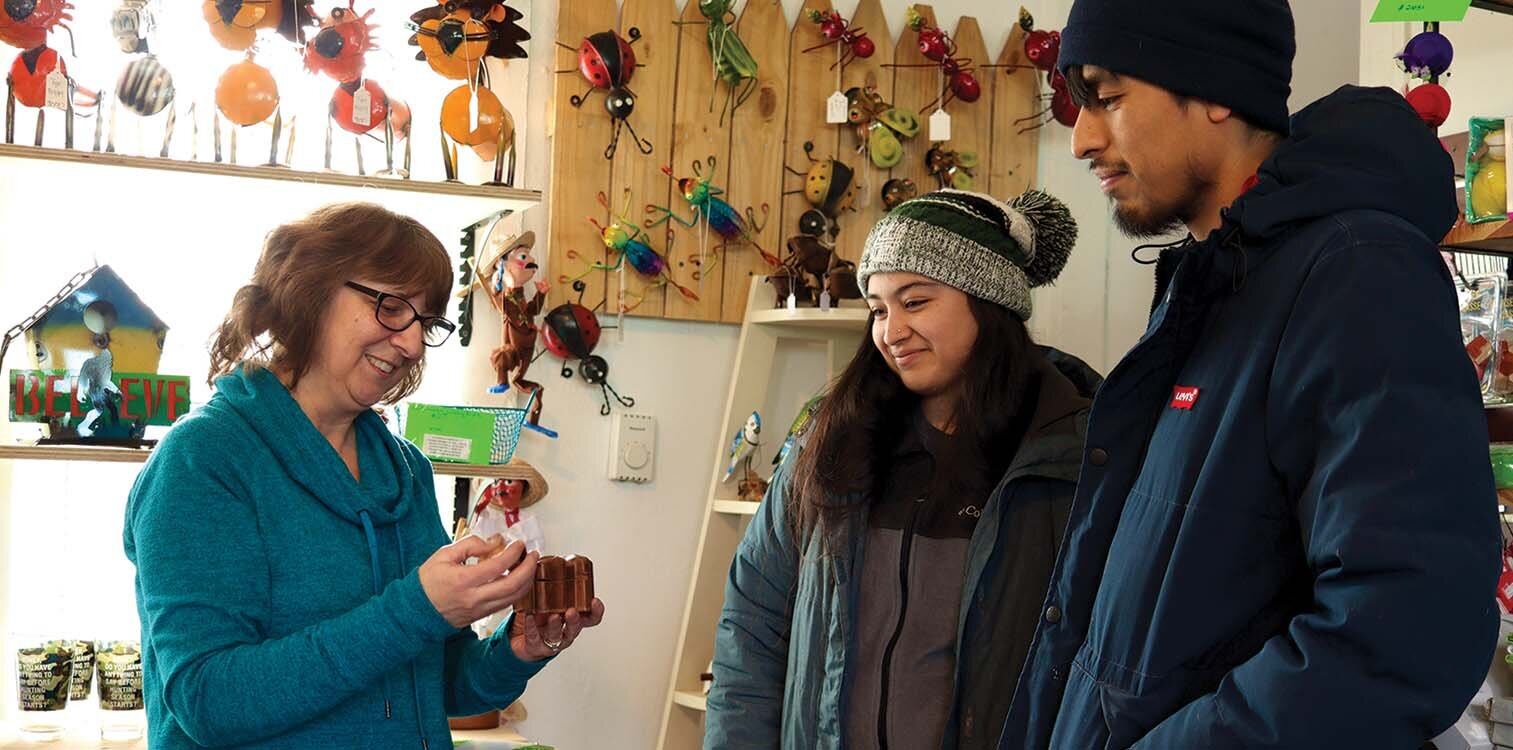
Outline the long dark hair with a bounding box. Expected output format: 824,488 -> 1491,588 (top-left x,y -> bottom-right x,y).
788,295 -> 1038,551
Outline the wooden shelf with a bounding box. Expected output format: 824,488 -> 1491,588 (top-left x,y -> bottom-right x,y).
1472,0 -> 1513,16
711,499 -> 759,516
671,690 -> 708,712
748,305 -> 872,332
0,144 -> 540,229
1442,216 -> 1513,255
0,443 -> 527,478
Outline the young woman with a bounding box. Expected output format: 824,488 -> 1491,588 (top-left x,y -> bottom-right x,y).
706,189 -> 1098,750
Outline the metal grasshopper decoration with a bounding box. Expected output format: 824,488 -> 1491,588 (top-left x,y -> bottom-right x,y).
673,0 -> 756,126
645,156 -> 778,282
561,190 -> 700,313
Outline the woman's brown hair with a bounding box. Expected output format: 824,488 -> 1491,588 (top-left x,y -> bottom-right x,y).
208,202 -> 453,403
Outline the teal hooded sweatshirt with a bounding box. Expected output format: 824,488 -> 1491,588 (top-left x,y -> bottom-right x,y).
124,366 -> 545,749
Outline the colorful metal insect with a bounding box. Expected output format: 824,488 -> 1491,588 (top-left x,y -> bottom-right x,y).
674,0 -> 758,125
1397,29 -> 1453,81
562,190 -> 699,313
554,27 -> 652,159
1020,9 -> 1060,72
801,9 -> 874,70
408,0 -> 529,81
0,0 -> 73,52
6,44 -> 80,146
845,85 -> 920,169
782,141 -> 859,241
215,54 -> 279,127
202,0 -> 314,50
646,155 -> 779,272
881,177 -> 917,210
1015,68 -> 1078,133
894,8 -> 980,111
926,143 -> 978,190
542,280 -> 634,417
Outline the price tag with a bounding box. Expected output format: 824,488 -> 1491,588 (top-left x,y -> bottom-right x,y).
928,109 -> 951,142
786,291 -> 797,311
44,62 -> 67,111
1369,0 -> 1470,22
826,91 -> 848,124
352,86 -> 372,128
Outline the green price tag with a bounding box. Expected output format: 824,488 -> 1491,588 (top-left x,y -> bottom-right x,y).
1370,0 -> 1471,22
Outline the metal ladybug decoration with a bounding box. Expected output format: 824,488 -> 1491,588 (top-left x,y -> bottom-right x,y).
0,0 -> 73,52
782,141 -> 859,242
555,26 -> 653,159
801,9 -> 874,70
304,1 -> 378,84
542,280 -> 635,417
408,0 -> 529,82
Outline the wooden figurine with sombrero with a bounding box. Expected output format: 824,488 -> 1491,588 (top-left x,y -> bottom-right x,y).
452,457 -> 549,555
465,229 -> 550,429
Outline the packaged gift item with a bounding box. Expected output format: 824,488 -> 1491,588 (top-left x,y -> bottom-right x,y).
1467,117 -> 1512,223
1462,275 -> 1503,395
1498,286 -> 1513,398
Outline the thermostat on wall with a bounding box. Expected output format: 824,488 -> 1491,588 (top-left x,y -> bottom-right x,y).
608,412 -> 656,483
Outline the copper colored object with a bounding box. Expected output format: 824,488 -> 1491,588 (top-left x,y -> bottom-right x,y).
515,555 -> 593,615
448,710 -> 500,730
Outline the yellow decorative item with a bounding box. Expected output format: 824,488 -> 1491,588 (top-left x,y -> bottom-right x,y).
215,55 -> 280,126
1473,160 -> 1507,220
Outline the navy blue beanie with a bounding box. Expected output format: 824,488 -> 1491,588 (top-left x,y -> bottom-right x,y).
1058,0 -> 1296,135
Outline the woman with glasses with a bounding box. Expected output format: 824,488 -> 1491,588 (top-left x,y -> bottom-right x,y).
123,203 -> 603,750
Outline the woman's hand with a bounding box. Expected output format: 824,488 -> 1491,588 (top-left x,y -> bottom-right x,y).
509,599 -> 606,662
419,536 -> 538,628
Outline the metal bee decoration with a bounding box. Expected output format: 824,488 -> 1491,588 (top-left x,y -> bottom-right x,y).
801,9 -> 874,70
555,26 -> 652,159
845,85 -> 920,169
782,141 -> 860,243
926,143 -> 978,190
881,177 -> 917,210
646,156 -> 778,286
542,280 -> 635,417
561,190 -> 700,313
408,0 -> 529,81
673,0 -> 757,126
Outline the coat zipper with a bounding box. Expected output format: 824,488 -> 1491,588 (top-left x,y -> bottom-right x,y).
876,495 -> 926,750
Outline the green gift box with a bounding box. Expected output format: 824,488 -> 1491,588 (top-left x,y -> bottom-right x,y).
402,403 -> 496,465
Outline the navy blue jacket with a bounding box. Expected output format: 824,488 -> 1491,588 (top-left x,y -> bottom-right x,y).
1004,85 -> 1502,749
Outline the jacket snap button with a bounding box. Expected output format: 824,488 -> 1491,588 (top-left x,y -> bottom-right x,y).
1045,605 -> 1062,624
1089,448 -> 1108,466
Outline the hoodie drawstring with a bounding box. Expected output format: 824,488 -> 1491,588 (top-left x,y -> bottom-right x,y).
357,510 -> 394,722
396,527 -> 429,750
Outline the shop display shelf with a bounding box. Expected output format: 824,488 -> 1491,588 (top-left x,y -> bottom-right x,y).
0,443 -> 527,479
671,690 -> 708,712
1443,216 -> 1513,256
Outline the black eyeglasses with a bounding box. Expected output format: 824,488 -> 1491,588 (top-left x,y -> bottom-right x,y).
344,281 -> 456,347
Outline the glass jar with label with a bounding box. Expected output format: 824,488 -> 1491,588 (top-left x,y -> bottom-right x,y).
15,636 -> 74,742
96,640 -> 144,743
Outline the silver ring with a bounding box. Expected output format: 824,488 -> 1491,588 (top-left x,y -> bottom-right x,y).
542,637 -> 563,651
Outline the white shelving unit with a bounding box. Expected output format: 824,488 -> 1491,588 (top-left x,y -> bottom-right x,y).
654,282 -> 869,749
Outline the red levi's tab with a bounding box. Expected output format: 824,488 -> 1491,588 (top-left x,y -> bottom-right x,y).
1170,386 -> 1200,410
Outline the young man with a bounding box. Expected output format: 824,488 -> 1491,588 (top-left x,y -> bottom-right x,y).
1001,1 -> 1503,747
